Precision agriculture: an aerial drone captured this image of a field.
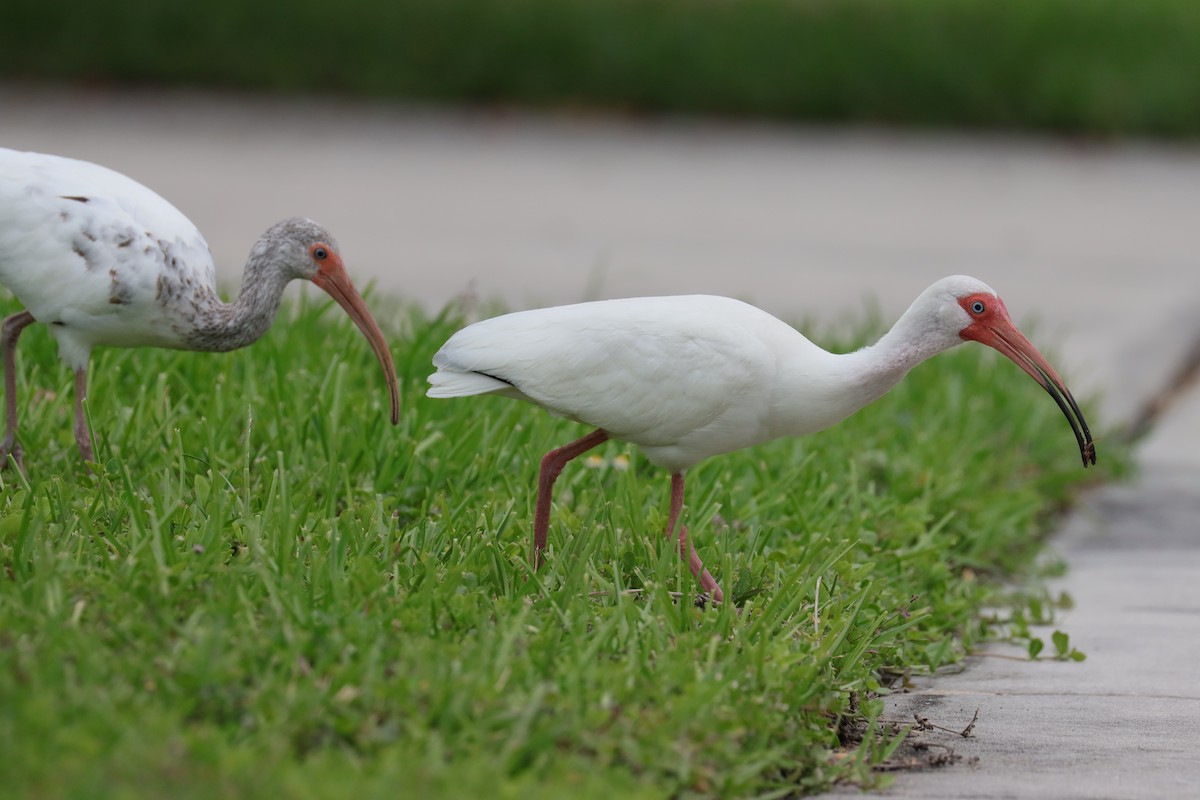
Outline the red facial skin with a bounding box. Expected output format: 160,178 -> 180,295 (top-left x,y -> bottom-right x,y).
958,292 -> 1095,467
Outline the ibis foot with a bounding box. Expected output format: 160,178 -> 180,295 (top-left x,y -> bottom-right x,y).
674,525 -> 725,605
665,472 -> 725,604
531,428 -> 610,569
72,366 -> 94,466
1,310 -> 35,473
0,436 -> 23,472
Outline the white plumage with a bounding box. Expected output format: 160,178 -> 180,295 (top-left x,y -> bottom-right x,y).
1,150 -> 213,366
432,295 -> 833,471
0,147 -> 400,468
429,276 -> 1095,603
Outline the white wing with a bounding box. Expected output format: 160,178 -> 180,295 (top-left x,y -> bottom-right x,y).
0,148 -> 217,360
430,295 -> 815,467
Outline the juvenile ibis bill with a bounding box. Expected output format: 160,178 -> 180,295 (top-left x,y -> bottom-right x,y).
0,147 -> 400,468
427,276 -> 1095,603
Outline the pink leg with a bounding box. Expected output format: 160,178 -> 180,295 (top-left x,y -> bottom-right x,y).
1,311 -> 36,471
666,472 -> 724,603
533,428 -> 609,568
73,366 -> 94,463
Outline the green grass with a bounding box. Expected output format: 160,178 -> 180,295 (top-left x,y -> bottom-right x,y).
4,0 -> 1200,136
0,289 -> 1113,798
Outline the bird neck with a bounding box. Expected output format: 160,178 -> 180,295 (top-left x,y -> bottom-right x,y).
184,255 -> 291,353
774,304 -> 963,436
835,301 -> 965,413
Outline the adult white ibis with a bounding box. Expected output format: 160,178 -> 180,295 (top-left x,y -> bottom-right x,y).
0,147 -> 400,468
427,276 -> 1095,603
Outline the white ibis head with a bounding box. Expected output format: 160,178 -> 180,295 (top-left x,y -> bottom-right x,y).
924,276 -> 1096,467
258,219 -> 400,423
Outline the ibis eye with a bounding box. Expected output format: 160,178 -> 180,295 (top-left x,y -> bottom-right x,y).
971,300 -> 985,314
312,245 -> 329,261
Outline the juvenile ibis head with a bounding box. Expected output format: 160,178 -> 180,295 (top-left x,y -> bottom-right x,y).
252,219 -> 401,425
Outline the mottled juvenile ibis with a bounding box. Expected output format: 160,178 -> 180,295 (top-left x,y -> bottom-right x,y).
427,276 -> 1095,603
0,147 -> 400,468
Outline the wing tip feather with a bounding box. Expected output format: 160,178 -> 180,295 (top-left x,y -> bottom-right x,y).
426,369 -> 511,398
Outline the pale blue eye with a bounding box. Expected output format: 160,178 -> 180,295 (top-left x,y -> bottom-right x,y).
971,301 -> 985,314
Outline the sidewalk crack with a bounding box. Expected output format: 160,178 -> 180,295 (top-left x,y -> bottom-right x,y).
1127,333 -> 1200,440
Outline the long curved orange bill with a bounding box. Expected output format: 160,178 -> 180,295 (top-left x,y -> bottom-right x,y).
312,258 -> 401,424
963,318 -> 1096,468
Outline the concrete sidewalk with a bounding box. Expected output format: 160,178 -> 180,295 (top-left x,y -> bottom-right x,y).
851,395 -> 1200,799
3,86 -> 1200,797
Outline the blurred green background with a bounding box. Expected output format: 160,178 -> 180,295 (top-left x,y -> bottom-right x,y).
3,0 -> 1199,137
